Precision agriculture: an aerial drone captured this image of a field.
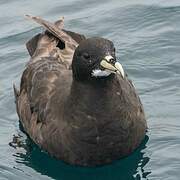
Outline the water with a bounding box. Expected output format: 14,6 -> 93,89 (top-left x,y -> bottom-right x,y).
0,0 -> 180,179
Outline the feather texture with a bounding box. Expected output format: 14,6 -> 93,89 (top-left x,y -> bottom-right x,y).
14,16 -> 146,166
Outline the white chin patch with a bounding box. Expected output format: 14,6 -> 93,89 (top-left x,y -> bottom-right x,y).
92,69 -> 112,77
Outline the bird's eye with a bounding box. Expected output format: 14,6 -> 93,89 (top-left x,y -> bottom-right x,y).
113,47 -> 116,52
82,53 -> 90,59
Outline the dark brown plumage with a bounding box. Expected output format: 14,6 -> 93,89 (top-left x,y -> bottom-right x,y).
14,15 -> 147,166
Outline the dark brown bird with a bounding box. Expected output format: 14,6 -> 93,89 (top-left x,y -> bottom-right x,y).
14,15 -> 147,166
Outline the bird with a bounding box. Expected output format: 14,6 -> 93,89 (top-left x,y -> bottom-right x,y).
14,15 -> 147,166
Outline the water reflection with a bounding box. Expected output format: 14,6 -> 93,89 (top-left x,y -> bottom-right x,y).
13,129 -> 150,180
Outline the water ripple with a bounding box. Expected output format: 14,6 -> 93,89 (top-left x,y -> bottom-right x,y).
0,1 -> 180,180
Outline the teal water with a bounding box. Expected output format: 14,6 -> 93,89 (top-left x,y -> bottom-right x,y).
0,0 -> 180,179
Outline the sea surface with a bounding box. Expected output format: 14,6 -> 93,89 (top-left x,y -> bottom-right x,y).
0,0 -> 180,179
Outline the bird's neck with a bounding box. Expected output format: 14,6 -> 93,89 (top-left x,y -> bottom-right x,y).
66,77 -> 117,116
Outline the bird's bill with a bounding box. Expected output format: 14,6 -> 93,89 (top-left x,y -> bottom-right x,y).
100,55 -> 125,78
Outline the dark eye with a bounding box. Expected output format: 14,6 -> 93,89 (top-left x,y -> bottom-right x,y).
113,47 -> 116,52
82,52 -> 90,59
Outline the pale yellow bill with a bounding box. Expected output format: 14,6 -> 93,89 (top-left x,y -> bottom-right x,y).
100,60 -> 124,78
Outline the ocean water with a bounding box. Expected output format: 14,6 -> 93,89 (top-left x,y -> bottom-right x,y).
0,0 -> 180,179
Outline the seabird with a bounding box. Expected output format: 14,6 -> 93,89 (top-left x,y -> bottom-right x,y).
14,15 -> 147,166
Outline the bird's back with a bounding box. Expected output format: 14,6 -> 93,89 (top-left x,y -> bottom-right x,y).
14,16 -> 85,160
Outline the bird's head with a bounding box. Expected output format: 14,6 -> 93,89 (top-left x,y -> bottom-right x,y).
72,37 -> 124,81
